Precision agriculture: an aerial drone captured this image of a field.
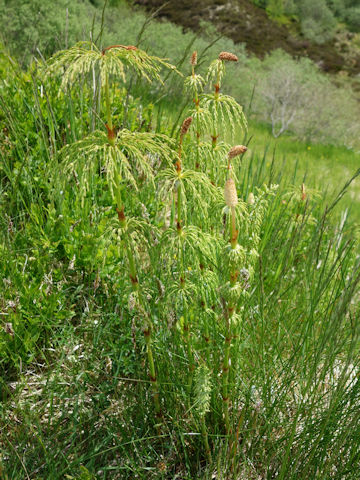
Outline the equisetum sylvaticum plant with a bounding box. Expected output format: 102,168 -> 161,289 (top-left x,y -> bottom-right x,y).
47,41 -> 178,418
46,41 -> 276,462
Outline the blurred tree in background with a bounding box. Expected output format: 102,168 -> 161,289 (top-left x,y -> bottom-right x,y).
0,0 -> 97,64
252,0 -> 360,42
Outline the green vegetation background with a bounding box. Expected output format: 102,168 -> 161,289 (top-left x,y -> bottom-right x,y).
0,1 -> 360,479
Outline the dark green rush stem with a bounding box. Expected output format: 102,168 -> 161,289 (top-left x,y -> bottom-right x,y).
222,204 -> 239,434
201,415 -> 212,463
190,65 -> 211,362
113,160 -> 161,417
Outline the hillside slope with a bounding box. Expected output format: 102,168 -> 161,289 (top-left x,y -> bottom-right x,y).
135,0 -> 360,74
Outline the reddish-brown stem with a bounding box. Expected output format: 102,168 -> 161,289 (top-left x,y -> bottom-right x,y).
102,44 -> 137,55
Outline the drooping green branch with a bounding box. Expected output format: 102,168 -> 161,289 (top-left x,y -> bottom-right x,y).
47,41 -> 178,92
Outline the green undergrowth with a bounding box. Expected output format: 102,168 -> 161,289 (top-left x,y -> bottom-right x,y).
0,37 -> 360,480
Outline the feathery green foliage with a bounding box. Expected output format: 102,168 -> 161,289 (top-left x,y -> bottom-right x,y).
61,129 -> 175,195
47,41 -> 178,89
194,364 -> 212,417
1,26 -> 360,480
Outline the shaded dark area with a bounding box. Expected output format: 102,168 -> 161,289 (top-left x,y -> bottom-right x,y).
135,0 -> 360,74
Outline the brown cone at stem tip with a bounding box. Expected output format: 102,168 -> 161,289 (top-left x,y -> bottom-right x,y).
224,179 -> 238,208
191,51 -> 197,66
228,145 -> 247,159
180,116 -> 193,137
218,51 -> 238,62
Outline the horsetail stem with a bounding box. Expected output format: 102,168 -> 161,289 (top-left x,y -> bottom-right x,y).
112,144 -> 161,418
200,292 -> 211,366
189,51 -> 201,170
222,205 -> 238,434
212,62 -> 221,149
176,116 -> 195,401
212,52 -> 238,149
222,157 -> 242,434
104,71 -> 115,146
117,201 -> 161,416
